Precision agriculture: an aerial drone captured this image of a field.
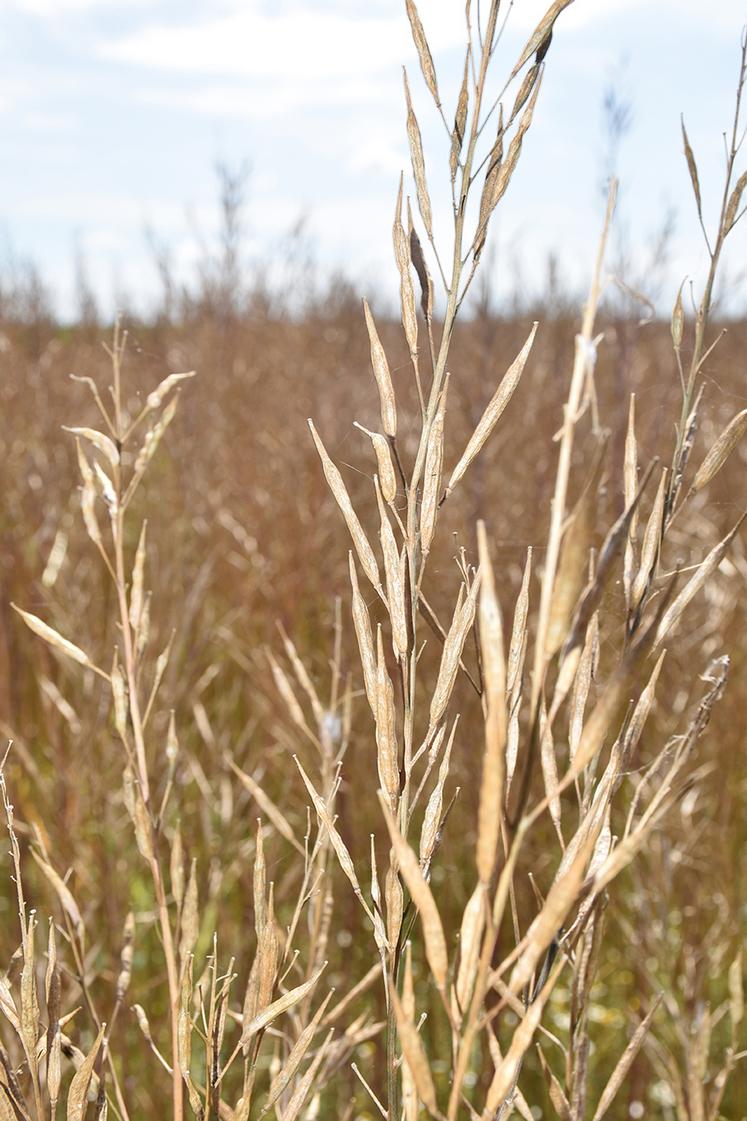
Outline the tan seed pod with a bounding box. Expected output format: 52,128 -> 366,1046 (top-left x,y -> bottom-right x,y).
308,420 -> 381,591
228,760 -> 302,852
30,850 -> 84,938
145,370 -> 195,412
446,324 -> 537,497
376,481 -> 408,658
691,408 -> 747,494
295,758 -> 379,930
403,70 -> 433,239
510,0 -> 574,78
681,116 -> 702,216
116,912 -> 135,1002
111,658 -> 128,740
63,425 -> 119,468
389,980 -> 440,1116
654,516 -> 745,648
179,859 -> 199,964
591,996 -> 662,1121
355,422 -> 397,502
379,793 -> 448,993
240,963 -> 327,1046
418,723 -> 454,868
476,523 -> 506,883
631,467 -> 667,614
725,168 -> 747,231
66,1023 -> 105,1121
405,0 -> 440,107
264,990 -> 334,1111
362,303 -> 397,437
278,1027 -> 334,1121
170,824 -> 184,912
450,56 -> 469,179
455,882 -> 487,1014
429,573 -> 481,733
671,281 -> 685,348
420,379 -> 448,557
348,553 -> 377,712
623,395 -> 638,608
393,176 -> 418,359
12,605 -> 97,673
129,520 -> 147,631
375,626 -> 400,806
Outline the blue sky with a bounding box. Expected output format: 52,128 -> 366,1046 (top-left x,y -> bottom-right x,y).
2,0 -> 746,318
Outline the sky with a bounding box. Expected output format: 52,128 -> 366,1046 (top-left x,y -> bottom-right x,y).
2,0 -> 746,318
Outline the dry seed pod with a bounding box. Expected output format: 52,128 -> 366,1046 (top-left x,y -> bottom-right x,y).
402,945 -> 418,1121
691,408 -> 747,494
455,882 -> 487,1013
362,303 -> 397,437
591,997 -> 662,1121
404,70 -> 433,239
240,963 -> 327,1046
428,575 -> 480,733
375,626 -> 400,806
278,1027 -> 334,1121
623,395 -> 638,608
348,553 -> 377,712
408,201 -> 433,321
671,281 -> 685,348
66,1023 -> 105,1121
405,0 -> 439,107
725,168 -> 747,231
654,516 -> 745,648
12,606 -> 98,674
379,793 -> 448,993
376,480 -> 408,658
474,107 -> 504,261
545,437 -> 606,657
179,859 -> 199,964
111,659 -> 128,739
418,725 -> 454,867
393,176 -> 418,359
63,426 -> 119,468
476,523 -> 506,883
450,55 -> 469,179
308,420 -> 381,592
355,422 -> 397,503
420,380 -> 448,557
170,824 -> 184,912
116,913 -> 135,1002
295,758 -> 379,930
145,370 -> 195,412
445,324 -> 537,498
228,760 -> 301,852
681,116 -> 702,215
264,991 -> 334,1111
389,980 -> 440,1117
129,520 -> 147,631
631,468 -> 667,613
539,697 -> 562,839
728,950 -> 744,1027
510,0 -> 574,77
30,850 -> 84,938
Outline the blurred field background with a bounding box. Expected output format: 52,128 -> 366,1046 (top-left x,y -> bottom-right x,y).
1,226 -> 746,1115
1,3 -> 747,1119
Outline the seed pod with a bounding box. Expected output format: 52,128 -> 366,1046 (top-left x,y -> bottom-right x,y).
446,324 -> 537,497
403,70 -> 432,239
671,281 -> 685,349
393,176 -> 418,359
375,480 -> 408,658
63,426 -> 119,468
681,116 -> 702,216
362,303 -> 397,437
420,379 -> 448,556
691,408 -> 747,494
375,627 -> 400,807
355,422 -> 397,502
450,56 -> 469,179
405,0 -> 440,107
145,371 -> 195,413
308,420 -> 381,592
348,553 -> 377,712
428,575 -> 480,733
129,520 -> 147,631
